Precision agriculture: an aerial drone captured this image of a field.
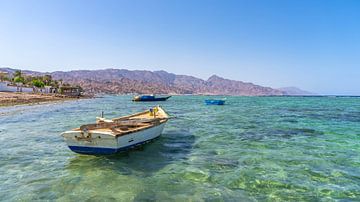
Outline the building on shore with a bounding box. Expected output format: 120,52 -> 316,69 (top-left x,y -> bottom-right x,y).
59,86 -> 82,96
44,85 -> 58,93
0,81 -> 34,93
1,70 -> 83,96
0,81 -> 83,96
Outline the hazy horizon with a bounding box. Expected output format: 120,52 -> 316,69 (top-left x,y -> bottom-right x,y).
0,0 -> 359,95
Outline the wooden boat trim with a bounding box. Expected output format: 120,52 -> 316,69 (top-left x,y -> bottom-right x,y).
72,106 -> 169,137
112,119 -> 168,137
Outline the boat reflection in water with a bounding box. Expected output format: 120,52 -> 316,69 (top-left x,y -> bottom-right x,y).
205,98 -> 226,105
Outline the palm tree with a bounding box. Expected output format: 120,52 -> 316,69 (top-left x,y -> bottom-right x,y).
14,70 -> 22,78
0,72 -> 9,81
13,70 -> 25,84
43,74 -> 52,85
14,76 -> 25,84
32,79 -> 45,88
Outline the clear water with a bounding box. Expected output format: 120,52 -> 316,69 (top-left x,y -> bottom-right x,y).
0,96 -> 360,201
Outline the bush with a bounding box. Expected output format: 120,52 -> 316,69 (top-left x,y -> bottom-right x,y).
14,76 -> 25,83
32,79 -> 45,88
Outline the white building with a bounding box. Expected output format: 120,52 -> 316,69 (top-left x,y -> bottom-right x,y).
0,81 -> 34,93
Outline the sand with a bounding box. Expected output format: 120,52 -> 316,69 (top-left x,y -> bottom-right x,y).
0,92 -> 80,107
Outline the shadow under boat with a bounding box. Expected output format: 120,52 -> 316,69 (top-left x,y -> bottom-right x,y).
65,128 -> 195,176
204,98 -> 226,105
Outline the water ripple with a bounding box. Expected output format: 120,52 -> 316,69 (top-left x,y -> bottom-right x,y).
0,95 -> 360,201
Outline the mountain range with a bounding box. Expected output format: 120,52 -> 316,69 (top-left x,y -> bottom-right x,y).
277,87 -> 315,96
0,67 -> 312,96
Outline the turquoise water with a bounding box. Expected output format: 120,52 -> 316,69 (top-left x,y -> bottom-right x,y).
1,96 -> 360,201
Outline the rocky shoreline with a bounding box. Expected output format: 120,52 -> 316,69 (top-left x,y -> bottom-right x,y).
0,92 -> 89,107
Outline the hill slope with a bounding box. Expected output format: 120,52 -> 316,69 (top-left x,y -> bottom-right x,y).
1,67 -> 286,95
278,87 -> 315,96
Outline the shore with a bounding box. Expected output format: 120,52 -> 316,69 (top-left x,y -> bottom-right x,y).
0,92 -> 87,107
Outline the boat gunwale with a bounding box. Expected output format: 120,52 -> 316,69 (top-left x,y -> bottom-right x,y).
65,106 -> 169,137
132,95 -> 172,102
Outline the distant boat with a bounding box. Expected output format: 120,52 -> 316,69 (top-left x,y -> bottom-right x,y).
61,106 -> 169,155
132,95 -> 171,102
205,99 -> 226,105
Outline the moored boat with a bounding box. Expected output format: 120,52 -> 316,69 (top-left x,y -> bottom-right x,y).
132,95 -> 171,102
205,99 -> 226,105
61,106 -> 169,155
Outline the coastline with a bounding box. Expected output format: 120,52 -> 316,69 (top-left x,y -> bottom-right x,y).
2,92 -> 357,108
0,92 -> 91,107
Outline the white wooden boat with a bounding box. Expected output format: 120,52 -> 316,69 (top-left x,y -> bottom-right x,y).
61,106 -> 169,155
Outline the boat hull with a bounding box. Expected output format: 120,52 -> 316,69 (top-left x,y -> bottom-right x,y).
132,96 -> 171,102
205,100 -> 225,105
62,122 -> 167,155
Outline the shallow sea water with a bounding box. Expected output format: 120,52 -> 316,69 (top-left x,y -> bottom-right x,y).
0,96 -> 360,201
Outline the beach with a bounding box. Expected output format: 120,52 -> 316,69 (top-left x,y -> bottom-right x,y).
0,92 -> 81,107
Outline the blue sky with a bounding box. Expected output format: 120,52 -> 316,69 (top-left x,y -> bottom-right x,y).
0,0 -> 359,95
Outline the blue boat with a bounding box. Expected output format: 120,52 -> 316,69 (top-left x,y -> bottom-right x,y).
205,99 -> 226,105
133,95 -> 171,102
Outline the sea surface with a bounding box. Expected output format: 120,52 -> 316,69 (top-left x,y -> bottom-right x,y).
0,96 -> 360,201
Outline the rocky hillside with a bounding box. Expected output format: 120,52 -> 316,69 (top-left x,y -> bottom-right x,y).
1,68 -> 287,95
278,87 -> 315,96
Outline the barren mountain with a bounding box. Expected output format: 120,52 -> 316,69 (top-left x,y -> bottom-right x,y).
1,67 -> 287,95
278,87 -> 315,96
